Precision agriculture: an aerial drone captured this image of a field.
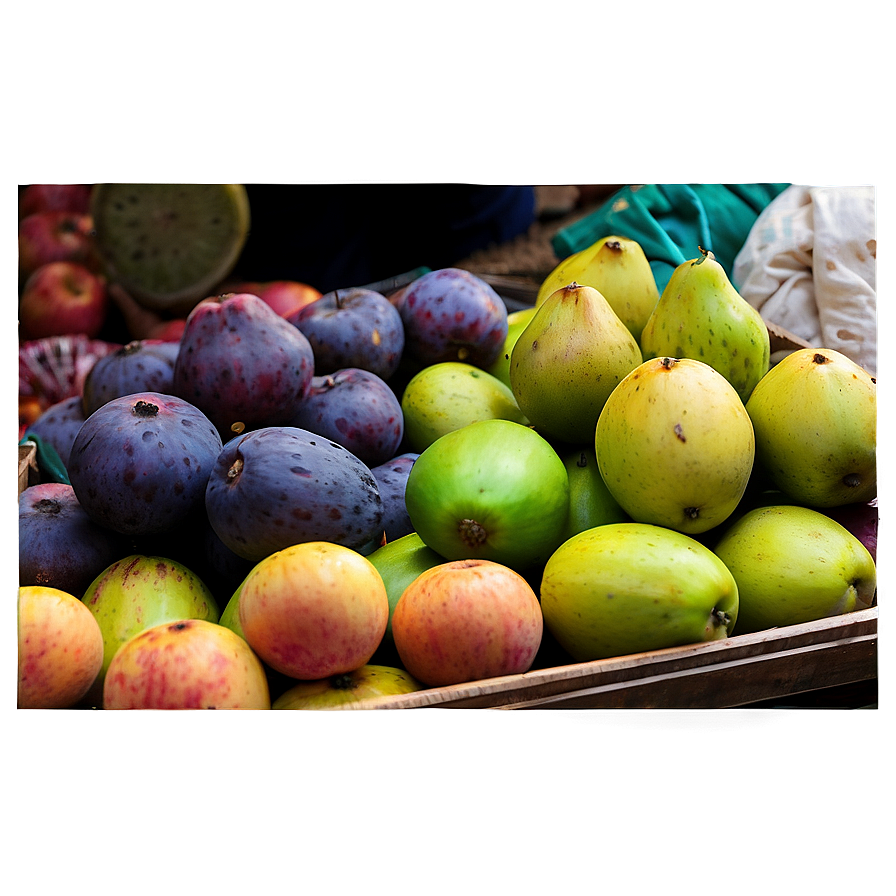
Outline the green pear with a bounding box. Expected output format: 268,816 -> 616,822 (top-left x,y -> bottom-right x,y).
400,361 -> 528,453
745,347 -> 876,508
540,522 -> 739,662
485,306 -> 537,388
560,447 -> 629,542
510,283 -> 643,445
595,357 -> 755,535
712,504 -> 876,633
640,248 -> 770,403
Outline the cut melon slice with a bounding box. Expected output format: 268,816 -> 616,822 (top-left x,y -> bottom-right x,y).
90,183 -> 251,314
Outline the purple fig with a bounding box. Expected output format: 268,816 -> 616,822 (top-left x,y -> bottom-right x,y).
23,395 -> 86,470
67,391 -> 223,536
205,426 -> 384,563
19,482 -> 128,597
82,339 -> 179,416
397,268 -> 508,368
172,292 -> 315,436
370,452 -> 420,542
287,368 -> 404,467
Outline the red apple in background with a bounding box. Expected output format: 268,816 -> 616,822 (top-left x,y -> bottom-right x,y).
238,541 -> 389,680
19,211 -> 95,280
230,279 -> 322,318
103,618 -> 271,710
19,261 -> 108,340
146,317 -> 187,343
19,184 -> 93,219
391,558 -> 544,687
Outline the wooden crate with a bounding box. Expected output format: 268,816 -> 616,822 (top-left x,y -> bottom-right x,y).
355,608 -> 878,709
18,442 -> 39,497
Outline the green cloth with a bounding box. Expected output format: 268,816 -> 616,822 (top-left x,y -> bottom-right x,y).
19,434 -> 70,486
552,184 -> 790,293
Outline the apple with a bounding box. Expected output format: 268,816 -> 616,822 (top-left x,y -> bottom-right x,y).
404,418 -> 569,572
80,554 -> 220,705
18,585 -> 105,709
230,279 -> 322,318
147,317 -> 187,343
391,558 -> 543,687
19,261 -> 109,340
712,504 -> 876,633
19,184 -> 93,219
103,618 -> 271,709
272,665 -> 422,709
18,211 -> 95,280
540,523 -> 740,662
288,287 -> 405,380
238,541 -> 390,680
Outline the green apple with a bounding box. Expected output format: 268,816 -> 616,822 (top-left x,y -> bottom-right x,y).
485,306 -> 538,388
405,419 -> 570,572
365,532 -> 445,653
712,504 -> 876,633
272,664 -> 422,709
81,554 -> 219,704
560,446 -> 629,542
540,522 -> 739,661
400,361 -> 528,453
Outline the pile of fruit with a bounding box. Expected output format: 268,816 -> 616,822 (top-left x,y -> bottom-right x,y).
18,185 -> 878,710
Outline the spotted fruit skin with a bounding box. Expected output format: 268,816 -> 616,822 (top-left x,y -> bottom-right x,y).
18,585 -> 105,709
392,559 -> 543,687
67,391 -> 223,536
396,268 -> 508,368
595,357 -> 754,535
103,619 -> 271,710
272,665 -> 422,709
237,542 -> 390,680
172,292 -> 314,436
205,426 -> 384,563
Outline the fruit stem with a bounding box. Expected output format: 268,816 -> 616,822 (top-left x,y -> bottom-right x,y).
696,246 -> 715,264
334,290 -> 344,310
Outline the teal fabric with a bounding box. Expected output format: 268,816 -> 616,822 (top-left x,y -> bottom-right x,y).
552,184 -> 790,293
19,434 -> 70,486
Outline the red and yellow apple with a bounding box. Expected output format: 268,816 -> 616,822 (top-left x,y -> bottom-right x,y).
391,559 -> 544,687
238,541 -> 389,680
19,260 -> 108,340
18,585 -> 104,709
103,618 -> 271,709
18,211 -> 95,280
19,184 -> 93,220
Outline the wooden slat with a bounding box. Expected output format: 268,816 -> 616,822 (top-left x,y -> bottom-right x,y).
18,442 -> 38,497
355,608 -> 878,710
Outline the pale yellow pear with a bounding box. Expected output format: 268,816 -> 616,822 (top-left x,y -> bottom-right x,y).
595,357 -> 755,535
510,283 -> 643,445
536,235 -> 660,341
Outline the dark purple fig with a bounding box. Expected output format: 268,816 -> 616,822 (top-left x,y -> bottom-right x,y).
172,292 -> 315,437
287,368 -> 404,468
370,452 -> 420,542
288,287 -> 404,380
23,395 -> 86,470
82,339 -> 180,416
205,426 -> 384,563
823,498 -> 878,562
67,391 -> 223,536
397,268 -> 508,368
19,483 -> 128,597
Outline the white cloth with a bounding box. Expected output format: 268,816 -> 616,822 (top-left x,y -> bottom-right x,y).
733,185 -> 876,375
